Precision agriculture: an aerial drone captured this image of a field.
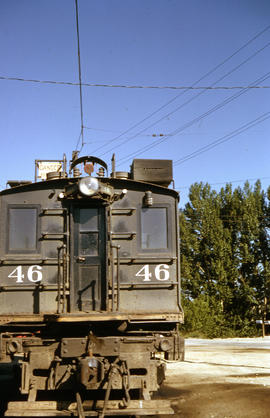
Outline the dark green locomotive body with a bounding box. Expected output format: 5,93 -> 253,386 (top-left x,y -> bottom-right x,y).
0,156 -> 184,417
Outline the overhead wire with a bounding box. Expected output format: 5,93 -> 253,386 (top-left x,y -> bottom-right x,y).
75,130 -> 82,151
1,24 -> 269,157
0,75 -> 269,90
174,111 -> 270,165
91,23 -> 270,156
176,176 -> 270,190
74,0 -> 85,152
178,175 -> 270,213
1,24 -> 269,160
117,71 -> 270,165
99,40 -> 270,159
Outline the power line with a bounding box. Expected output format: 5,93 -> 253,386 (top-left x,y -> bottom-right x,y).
0,75 -> 269,90
74,0 -> 84,152
117,71 -> 270,165
100,40 -> 270,159
92,24 -> 270,156
75,130 -> 82,151
83,125 -> 169,137
174,111 -> 270,166
176,176 -> 270,190
83,126 -> 123,133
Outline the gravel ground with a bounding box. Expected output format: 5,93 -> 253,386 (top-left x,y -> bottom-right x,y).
159,337 -> 270,418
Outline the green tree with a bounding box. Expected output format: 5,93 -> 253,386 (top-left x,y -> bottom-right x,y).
180,180 -> 270,337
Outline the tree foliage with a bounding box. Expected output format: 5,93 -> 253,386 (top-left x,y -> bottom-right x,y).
180,181 -> 270,337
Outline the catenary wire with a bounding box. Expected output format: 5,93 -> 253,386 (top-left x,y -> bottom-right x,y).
0,76 -> 269,90
99,40 -> 270,158
1,26 -> 269,154
1,26 -> 269,155
176,176 -> 270,190
91,24 -> 270,155
117,71 -> 270,165
83,125 -> 164,136
75,130 -> 82,151
121,41 -> 270,145
74,0 -> 85,152
174,112 -> 270,165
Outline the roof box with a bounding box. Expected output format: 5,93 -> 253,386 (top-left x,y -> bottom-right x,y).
131,159 -> 173,187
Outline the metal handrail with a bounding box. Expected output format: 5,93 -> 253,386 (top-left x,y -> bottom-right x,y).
111,244 -> 120,311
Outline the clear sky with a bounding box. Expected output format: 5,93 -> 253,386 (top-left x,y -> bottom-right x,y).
0,0 -> 269,207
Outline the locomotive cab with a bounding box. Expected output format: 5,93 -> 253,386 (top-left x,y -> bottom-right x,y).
0,154 -> 184,417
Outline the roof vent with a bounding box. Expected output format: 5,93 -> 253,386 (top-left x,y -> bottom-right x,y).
115,171 -> 129,179
46,172 -> 66,181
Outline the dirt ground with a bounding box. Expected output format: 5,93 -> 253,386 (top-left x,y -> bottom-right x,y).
1,338 -> 270,417
159,338 -> 270,418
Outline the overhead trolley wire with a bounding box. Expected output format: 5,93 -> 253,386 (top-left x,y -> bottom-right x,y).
74,0 -> 85,152
176,176 -> 270,190
99,39 -> 270,159
122,41 -> 270,144
92,23 -> 270,156
0,75 -> 269,91
75,130 -> 83,151
117,71 -> 270,165
174,111 -> 270,166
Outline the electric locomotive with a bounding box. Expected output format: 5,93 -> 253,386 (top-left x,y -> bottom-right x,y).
0,153 -> 184,417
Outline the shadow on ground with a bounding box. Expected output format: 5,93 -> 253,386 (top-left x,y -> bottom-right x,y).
158,382 -> 270,418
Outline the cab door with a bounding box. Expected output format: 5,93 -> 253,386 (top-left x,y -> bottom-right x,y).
71,207 -> 106,312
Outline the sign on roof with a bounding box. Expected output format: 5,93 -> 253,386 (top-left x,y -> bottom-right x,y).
37,161 -> 62,180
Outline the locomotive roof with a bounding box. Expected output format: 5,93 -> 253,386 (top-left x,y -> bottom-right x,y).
0,175 -> 179,199
1,155 -> 179,200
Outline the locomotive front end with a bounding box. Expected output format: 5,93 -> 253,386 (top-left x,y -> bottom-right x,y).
0,154 -> 184,417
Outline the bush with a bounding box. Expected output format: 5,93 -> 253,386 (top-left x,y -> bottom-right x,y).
181,295 -> 259,338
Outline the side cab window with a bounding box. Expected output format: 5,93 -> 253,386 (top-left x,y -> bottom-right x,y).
139,206 -> 170,252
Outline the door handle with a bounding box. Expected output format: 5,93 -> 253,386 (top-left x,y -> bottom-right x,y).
76,256 -> 86,263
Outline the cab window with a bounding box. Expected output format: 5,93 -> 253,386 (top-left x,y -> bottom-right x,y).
141,207 -> 168,250
8,206 -> 39,253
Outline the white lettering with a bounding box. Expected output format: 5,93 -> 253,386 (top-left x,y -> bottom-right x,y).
8,266 -> 24,283
155,264 -> 170,281
8,266 -> 43,283
27,265 -> 42,282
135,265 -> 152,281
135,264 -> 170,282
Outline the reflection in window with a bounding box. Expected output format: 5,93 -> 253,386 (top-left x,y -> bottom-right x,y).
141,208 -> 168,249
80,232 -> 98,256
80,209 -> 98,231
79,209 -> 99,256
9,208 -> 37,251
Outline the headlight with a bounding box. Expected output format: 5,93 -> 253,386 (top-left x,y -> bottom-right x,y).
159,339 -> 172,352
79,176 -> 99,196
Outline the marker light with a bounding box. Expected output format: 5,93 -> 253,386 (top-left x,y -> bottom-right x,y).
78,176 -> 99,196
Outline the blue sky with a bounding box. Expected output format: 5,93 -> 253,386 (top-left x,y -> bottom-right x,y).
0,0 -> 269,207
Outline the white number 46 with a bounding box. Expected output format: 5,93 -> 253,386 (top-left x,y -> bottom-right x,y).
8,265 -> 43,283
135,264 -> 170,281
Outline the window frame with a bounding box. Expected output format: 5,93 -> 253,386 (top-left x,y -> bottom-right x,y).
7,204 -> 41,254
78,207 -> 100,257
138,203 -> 172,254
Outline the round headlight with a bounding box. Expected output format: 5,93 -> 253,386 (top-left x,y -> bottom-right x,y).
79,177 -> 99,196
159,339 -> 172,352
